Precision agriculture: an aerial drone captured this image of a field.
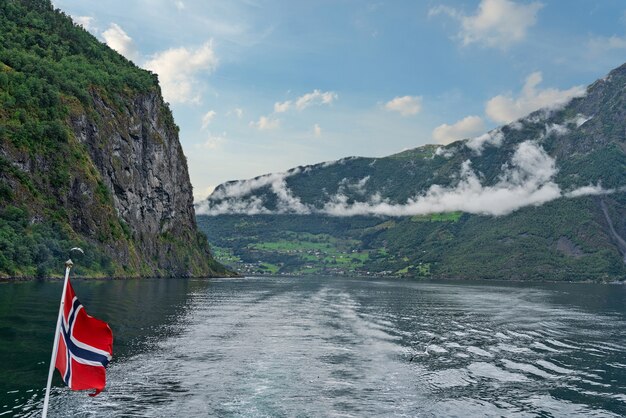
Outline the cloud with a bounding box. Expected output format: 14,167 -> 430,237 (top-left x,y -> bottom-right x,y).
73,15 -> 95,32
83,23 -> 220,107
433,116 -> 485,144
435,146 -> 456,159
197,140 -> 621,218
338,176 -> 370,195
313,123 -> 322,137
201,110 -> 216,129
324,141 -> 562,216
295,90 -> 338,110
465,129 -> 504,155
175,0 -> 185,10
250,116 -> 280,130
102,23 -> 139,62
564,184 -> 614,198
197,132 -> 226,150
384,95 -> 422,116
271,90 -> 337,115
144,41 -> 218,104
430,0 -> 543,49
485,72 -> 586,124
274,100 -> 291,113
197,169 -> 311,215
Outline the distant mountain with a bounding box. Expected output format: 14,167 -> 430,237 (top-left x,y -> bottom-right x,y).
0,0 -> 228,278
197,63 -> 626,281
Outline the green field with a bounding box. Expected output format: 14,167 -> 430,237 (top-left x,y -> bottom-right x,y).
199,214 -> 438,277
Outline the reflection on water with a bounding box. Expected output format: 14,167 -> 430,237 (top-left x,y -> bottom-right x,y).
1,277 -> 625,417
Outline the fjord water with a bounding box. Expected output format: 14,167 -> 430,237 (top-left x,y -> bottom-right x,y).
1,277 -> 625,417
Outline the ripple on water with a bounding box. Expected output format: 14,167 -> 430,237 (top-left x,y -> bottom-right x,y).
2,277 -> 626,417
467,362 -> 529,382
466,346 -> 494,358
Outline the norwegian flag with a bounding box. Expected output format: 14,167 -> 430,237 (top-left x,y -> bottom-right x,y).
54,278 -> 113,397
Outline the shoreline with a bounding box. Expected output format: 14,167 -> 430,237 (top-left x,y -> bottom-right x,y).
0,272 -> 239,283
2,273 -> 620,285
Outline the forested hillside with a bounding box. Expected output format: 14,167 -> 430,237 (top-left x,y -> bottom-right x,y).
198,63 -> 626,281
0,0 -> 227,278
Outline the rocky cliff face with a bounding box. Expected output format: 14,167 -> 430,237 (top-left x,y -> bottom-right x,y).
68,89 -> 215,276
0,0 -> 227,278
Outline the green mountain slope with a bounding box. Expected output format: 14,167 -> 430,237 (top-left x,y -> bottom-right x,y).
197,63 -> 626,281
0,0 -> 228,278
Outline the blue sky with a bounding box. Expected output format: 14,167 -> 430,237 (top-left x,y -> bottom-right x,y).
53,0 -> 626,200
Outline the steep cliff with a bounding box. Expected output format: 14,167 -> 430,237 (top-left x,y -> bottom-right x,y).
0,0 -> 228,278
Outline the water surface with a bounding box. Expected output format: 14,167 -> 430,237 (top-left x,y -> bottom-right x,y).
1,277 -> 625,417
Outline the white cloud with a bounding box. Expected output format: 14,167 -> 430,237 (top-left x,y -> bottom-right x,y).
564,184 -> 614,198
250,116 -> 280,130
196,140 -> 623,218
313,123 -> 322,137
144,41 -> 218,104
197,132 -> 226,150
465,129 -> 504,155
433,116 -> 485,144
485,72 -> 586,124
198,142 -> 590,217
463,0 -> 543,48
430,0 -> 543,49
198,195 -> 269,215
338,176 -> 370,195
201,110 -> 216,129
274,100 -> 291,113
384,95 -> 422,116
175,0 -> 185,10
435,146 -> 456,159
73,16 -> 95,32
323,141 -> 560,217
102,23 -> 139,62
295,90 -> 338,110
271,90 -> 337,114
197,169 -> 311,215
195,185 -> 217,203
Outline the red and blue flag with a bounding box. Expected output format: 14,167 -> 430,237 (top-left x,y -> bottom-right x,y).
54,279 -> 113,397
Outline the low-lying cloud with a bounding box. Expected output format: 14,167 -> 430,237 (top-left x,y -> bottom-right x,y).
486,72 -> 586,124
197,142 -> 616,218
197,168 -> 311,215
324,141 -> 560,217
465,129 -> 504,155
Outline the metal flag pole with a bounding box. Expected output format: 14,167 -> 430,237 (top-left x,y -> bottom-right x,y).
42,259 -> 73,418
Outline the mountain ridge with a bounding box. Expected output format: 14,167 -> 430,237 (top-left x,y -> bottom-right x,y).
199,62 -> 626,218
197,62 -> 626,281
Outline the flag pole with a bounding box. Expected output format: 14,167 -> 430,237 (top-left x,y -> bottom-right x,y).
42,259 -> 73,418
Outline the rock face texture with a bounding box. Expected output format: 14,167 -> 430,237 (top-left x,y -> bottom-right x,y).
69,90 -> 219,277
0,0 -> 228,278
